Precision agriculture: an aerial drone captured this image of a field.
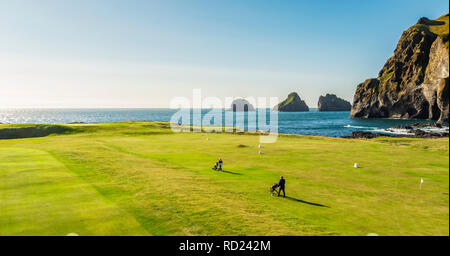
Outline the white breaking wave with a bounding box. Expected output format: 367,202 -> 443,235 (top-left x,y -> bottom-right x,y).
370,128 -> 414,136
417,126 -> 449,134
344,125 -> 377,129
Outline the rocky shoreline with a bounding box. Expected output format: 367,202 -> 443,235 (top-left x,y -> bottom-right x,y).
344,123 -> 449,139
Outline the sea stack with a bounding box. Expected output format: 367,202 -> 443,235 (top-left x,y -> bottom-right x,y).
318,94 -> 351,111
228,98 -> 255,112
350,14 -> 449,123
273,92 -> 309,112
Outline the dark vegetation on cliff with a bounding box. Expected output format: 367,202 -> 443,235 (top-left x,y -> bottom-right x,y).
273,92 -> 309,112
351,14 -> 449,123
0,124 -> 73,139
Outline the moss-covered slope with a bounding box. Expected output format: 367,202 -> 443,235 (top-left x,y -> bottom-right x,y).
274,92 -> 309,112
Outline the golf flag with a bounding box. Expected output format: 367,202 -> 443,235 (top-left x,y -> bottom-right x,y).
420,178 -> 424,190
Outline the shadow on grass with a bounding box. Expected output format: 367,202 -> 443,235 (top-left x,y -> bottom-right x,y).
222,170 -> 242,175
213,169 -> 242,175
284,196 -> 330,208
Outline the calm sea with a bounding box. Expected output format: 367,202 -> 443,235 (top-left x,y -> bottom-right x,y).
0,108 -> 446,137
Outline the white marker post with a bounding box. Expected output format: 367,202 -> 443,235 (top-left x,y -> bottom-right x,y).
420,178 -> 424,190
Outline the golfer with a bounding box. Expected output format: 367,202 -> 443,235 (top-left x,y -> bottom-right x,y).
278,176 -> 286,197
218,158 -> 223,171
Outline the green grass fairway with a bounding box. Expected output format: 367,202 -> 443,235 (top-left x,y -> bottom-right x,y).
0,122 -> 448,236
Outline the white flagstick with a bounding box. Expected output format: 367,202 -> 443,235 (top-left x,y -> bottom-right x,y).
420,178 -> 424,190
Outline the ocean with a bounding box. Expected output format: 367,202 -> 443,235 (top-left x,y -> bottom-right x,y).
0,108 -> 447,137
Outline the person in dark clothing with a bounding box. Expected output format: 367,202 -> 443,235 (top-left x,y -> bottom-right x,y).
218,158 -> 223,171
277,176 -> 286,197
213,158 -> 223,171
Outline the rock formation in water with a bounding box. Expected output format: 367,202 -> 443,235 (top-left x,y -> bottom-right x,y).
273,92 -> 309,112
318,94 -> 351,111
351,14 -> 449,123
228,98 -> 255,112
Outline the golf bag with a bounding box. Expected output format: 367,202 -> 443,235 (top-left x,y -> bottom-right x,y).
270,183 -> 279,195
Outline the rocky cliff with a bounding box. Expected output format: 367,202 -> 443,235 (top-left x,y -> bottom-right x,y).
228,98 -> 255,112
318,94 -> 351,111
273,92 -> 309,112
351,14 -> 449,123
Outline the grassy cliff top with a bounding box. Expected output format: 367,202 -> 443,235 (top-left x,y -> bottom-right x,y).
414,13 -> 449,46
276,92 -> 305,109
428,14 -> 449,37
280,92 -> 299,105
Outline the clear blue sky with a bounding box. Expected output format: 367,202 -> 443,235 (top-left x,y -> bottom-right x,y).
0,0 -> 448,108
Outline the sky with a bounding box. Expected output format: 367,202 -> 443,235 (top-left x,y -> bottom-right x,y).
0,0 -> 448,108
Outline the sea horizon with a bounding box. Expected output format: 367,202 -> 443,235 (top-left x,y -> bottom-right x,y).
1,108 -> 447,138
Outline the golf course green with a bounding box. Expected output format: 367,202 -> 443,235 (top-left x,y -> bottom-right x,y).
0,122 -> 448,236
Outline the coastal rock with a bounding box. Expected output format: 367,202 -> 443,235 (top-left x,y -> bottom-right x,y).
413,129 -> 449,138
228,98 -> 255,112
318,94 -> 351,111
344,130 -> 449,139
273,92 -> 309,112
351,14 -> 449,123
411,122 -> 442,128
344,131 -> 389,139
391,125 -> 413,129
344,124 -> 449,139
437,77 -> 449,123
